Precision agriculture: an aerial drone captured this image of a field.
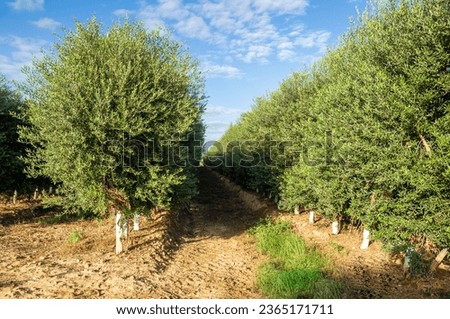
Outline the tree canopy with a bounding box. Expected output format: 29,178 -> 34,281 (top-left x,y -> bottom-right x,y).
19,18 -> 206,217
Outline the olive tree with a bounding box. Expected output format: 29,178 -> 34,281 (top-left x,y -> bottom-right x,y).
19,18 -> 206,253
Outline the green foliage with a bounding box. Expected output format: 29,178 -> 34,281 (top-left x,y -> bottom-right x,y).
67,229 -> 83,244
393,245 -> 432,276
18,18 -> 206,217
0,75 -> 27,191
250,219 -> 344,298
406,248 -> 432,276
208,0 -> 450,252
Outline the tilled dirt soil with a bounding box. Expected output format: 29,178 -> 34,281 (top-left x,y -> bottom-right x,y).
1,168 -> 449,299
282,212 -> 450,298
0,168 -> 266,298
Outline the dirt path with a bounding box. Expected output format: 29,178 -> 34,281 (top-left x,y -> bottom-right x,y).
148,169 -> 266,298
0,168 -> 266,298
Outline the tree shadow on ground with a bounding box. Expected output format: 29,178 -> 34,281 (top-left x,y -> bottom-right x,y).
0,202 -> 63,226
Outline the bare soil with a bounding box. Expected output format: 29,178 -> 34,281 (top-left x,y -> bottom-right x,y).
1,168 -> 449,299
0,169 -> 266,298
282,212 -> 450,298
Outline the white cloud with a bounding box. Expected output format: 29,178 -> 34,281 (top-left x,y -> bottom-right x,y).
0,36 -> 47,81
113,9 -> 135,17
253,0 -> 308,14
295,30 -> 331,53
288,24 -> 305,37
278,40 -> 295,50
8,0 -> 43,11
226,0 -> 254,23
278,49 -> 296,61
9,36 -> 46,61
32,17 -> 62,31
296,54 -> 324,67
202,1 -> 237,32
175,15 -> 211,40
203,105 -> 246,141
234,15 -> 277,43
158,0 -> 190,20
201,62 -> 243,78
194,0 -> 322,64
0,55 -> 25,80
240,45 -> 272,63
137,4 -> 166,30
119,0 -> 330,65
112,2 -> 327,141
205,105 -> 244,117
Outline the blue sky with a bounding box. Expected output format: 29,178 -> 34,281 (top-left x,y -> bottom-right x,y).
0,0 -> 366,142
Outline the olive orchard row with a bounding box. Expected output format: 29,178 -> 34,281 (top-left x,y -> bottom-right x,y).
205,0 -> 450,259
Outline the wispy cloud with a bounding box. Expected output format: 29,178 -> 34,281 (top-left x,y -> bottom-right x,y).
0,55 -> 26,80
32,17 -> 62,31
135,4 -> 166,30
8,0 -> 44,11
113,9 -> 134,17
253,0 -> 308,14
205,105 -> 245,117
115,0 -> 330,65
239,45 -> 272,63
296,54 -> 324,67
0,36 -> 46,80
175,15 -> 211,40
203,105 -> 245,141
276,39 -> 296,61
201,61 -> 243,79
295,30 -> 331,53
157,0 -> 190,20
278,49 -> 296,61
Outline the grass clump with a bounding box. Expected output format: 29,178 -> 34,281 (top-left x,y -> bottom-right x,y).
329,241 -> 350,256
67,229 -> 83,244
250,219 -> 345,298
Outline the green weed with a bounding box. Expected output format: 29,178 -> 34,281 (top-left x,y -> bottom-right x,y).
250,219 -> 344,299
330,241 -> 349,256
405,247 -> 432,276
67,229 -> 83,244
